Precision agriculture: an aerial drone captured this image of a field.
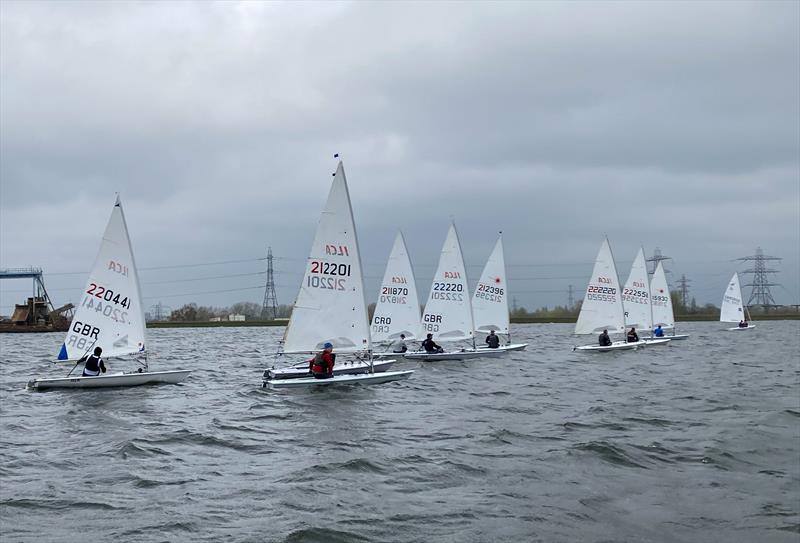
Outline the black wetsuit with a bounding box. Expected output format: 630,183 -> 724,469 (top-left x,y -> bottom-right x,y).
599,333 -> 612,346
421,338 -> 442,353
486,334 -> 500,348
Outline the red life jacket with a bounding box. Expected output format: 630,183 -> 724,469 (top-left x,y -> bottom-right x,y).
310,351 -> 333,374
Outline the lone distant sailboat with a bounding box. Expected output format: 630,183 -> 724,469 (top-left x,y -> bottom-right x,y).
262,159 -> 412,388
720,272 -> 755,331
27,196 -> 191,390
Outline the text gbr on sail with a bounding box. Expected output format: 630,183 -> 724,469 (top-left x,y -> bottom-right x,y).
65,321 -> 100,351
422,313 -> 442,332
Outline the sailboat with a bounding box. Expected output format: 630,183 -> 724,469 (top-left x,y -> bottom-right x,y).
574,239 -> 641,352
404,223 -> 502,361
262,159 -> 413,388
27,196 -> 191,390
720,272 -> 755,331
472,233 -> 527,353
371,231 -> 422,356
650,261 -> 689,340
621,248 -> 670,347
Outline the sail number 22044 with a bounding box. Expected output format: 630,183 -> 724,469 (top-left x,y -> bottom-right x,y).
86,283 -> 132,309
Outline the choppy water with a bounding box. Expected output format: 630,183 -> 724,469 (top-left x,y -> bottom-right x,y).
1,322 -> 798,542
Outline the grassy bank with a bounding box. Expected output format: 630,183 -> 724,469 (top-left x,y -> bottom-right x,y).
147,320 -> 288,328
147,313 -> 799,328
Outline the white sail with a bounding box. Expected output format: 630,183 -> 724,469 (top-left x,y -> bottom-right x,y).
58,196 -> 146,361
282,161 -> 371,353
650,261 -> 675,328
472,234 -> 509,334
622,248 -> 652,330
575,238 -> 625,335
371,231 -> 421,342
421,223 -> 474,341
720,272 -> 745,323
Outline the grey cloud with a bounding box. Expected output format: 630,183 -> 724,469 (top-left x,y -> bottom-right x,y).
1,1 -> 798,313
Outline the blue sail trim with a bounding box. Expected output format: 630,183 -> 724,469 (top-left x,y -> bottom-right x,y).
57,343 -> 68,360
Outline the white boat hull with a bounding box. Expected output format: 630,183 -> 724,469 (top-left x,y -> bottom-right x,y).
477,343 -> 528,352
264,358 -> 396,380
27,370 -> 192,391
665,334 -> 690,340
574,341 -> 642,352
264,369 -> 414,389
402,348 -> 505,361
727,325 -> 756,331
642,338 -> 672,346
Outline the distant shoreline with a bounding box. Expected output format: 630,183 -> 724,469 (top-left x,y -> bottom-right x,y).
146,314 -> 800,328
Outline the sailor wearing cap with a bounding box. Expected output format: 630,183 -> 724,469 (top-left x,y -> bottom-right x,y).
309,342 -> 335,379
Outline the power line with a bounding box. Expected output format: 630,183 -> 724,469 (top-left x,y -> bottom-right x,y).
141,284 -> 267,300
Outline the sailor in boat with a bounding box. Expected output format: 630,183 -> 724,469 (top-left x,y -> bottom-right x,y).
653,325 -> 664,338
308,343 -> 335,379
391,334 -> 408,353
738,320 -> 749,328
485,330 -> 500,349
599,329 -> 612,347
626,327 -> 639,343
81,347 -> 107,377
421,333 -> 444,354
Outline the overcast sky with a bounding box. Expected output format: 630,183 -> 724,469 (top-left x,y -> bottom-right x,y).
1,0 -> 798,316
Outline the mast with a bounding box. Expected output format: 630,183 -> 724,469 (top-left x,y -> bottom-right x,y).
607,237 -> 625,340
452,222 -> 477,350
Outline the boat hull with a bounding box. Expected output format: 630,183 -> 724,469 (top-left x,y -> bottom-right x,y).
403,349 -> 505,361
264,358 -> 396,380
665,334 -> 690,340
264,369 -> 414,389
642,338 -> 672,346
574,341 -> 642,352
727,325 -> 756,331
27,370 -> 192,390
476,343 -> 528,353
